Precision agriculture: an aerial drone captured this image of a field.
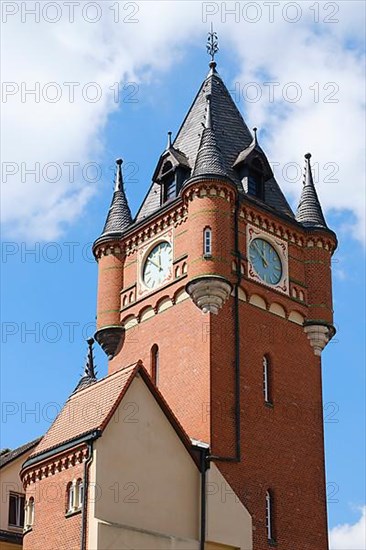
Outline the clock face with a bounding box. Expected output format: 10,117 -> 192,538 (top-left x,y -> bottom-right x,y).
143,241 -> 172,289
249,238 -> 282,285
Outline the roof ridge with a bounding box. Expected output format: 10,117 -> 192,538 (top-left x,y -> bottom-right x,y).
68,363 -> 138,401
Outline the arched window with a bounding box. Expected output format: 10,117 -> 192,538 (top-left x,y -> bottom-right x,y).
263,355 -> 272,404
203,227 -> 212,257
76,479 -> 84,509
66,482 -> 75,513
24,497 -> 34,530
265,490 -> 274,541
151,344 -> 159,386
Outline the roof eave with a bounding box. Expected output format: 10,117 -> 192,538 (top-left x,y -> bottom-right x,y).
21,430 -> 102,474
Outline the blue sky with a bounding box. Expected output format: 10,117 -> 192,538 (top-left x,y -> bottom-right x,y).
1,2 -> 365,546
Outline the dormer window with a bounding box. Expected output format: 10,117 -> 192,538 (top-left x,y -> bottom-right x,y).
153,149 -> 190,207
247,158 -> 264,199
161,161 -> 176,203
164,176 -> 176,201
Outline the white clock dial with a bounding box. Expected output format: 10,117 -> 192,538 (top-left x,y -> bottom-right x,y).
143,241 -> 172,289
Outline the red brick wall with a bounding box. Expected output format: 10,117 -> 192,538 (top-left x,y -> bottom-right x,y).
211,297 -> 329,550
304,243 -> 334,324
95,185 -> 334,550
96,248 -> 124,330
111,296 -> 211,444
23,463 -> 84,550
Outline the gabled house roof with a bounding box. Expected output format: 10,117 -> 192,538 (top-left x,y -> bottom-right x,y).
0,437 -> 42,469
25,363 -> 201,469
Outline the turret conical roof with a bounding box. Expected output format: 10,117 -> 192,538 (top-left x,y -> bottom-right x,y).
97,159 -> 132,243
190,92 -> 228,180
296,153 -> 327,228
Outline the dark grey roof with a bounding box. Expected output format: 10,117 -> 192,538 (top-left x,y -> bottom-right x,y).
168,147 -> 190,168
190,93 -> 229,179
0,437 -> 42,469
97,159 -> 132,242
136,63 -> 294,221
296,154 -> 327,228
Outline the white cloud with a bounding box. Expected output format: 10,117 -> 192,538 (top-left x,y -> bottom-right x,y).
1,1 -> 365,241
330,506 -> 366,549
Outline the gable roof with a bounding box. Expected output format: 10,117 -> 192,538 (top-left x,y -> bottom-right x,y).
26,363 -> 199,468
30,364 -> 138,459
0,437 -> 42,469
136,64 -> 294,221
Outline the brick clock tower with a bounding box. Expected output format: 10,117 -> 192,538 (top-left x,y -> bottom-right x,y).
93,45 -> 337,550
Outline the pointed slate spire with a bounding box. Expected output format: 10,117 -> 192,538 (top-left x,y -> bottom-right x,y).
98,158 -> 132,241
190,94 -> 228,180
296,153 -> 327,228
137,48 -> 295,221
73,338 -> 98,394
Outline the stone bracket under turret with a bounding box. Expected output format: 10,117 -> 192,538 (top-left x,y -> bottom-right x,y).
303,323 -> 335,356
94,326 -> 124,359
186,276 -> 232,315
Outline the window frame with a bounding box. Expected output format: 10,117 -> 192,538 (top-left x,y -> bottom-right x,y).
76,478 -> 84,510
66,482 -> 75,514
24,496 -> 35,531
266,490 -> 275,543
8,492 -> 25,529
263,355 -> 272,404
203,227 -> 212,257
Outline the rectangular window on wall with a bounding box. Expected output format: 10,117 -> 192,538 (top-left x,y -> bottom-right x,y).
204,228 -> 212,256
8,493 -> 25,528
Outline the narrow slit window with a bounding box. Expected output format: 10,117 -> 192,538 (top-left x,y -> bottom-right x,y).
66,483 -> 75,513
263,355 -> 271,403
25,497 -> 34,530
76,479 -> 84,509
266,490 -> 274,541
203,227 -> 212,256
151,344 -> 159,386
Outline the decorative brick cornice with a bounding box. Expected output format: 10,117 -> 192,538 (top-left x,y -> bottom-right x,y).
240,206 -> 336,253
124,205 -> 187,257
182,179 -> 237,205
94,243 -> 123,261
21,446 -> 88,489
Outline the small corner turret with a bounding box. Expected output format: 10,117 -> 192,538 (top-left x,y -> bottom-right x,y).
93,158 -> 132,359
296,153 -> 337,356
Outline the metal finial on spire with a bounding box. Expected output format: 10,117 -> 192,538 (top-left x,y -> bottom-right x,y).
85,337 -> 97,379
72,337 -> 97,393
206,23 -> 219,64
114,158 -> 123,191
253,127 -> 258,144
304,153 -> 313,186
166,131 -> 172,150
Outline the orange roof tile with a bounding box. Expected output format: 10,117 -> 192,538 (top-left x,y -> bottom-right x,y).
31,364 -> 138,458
